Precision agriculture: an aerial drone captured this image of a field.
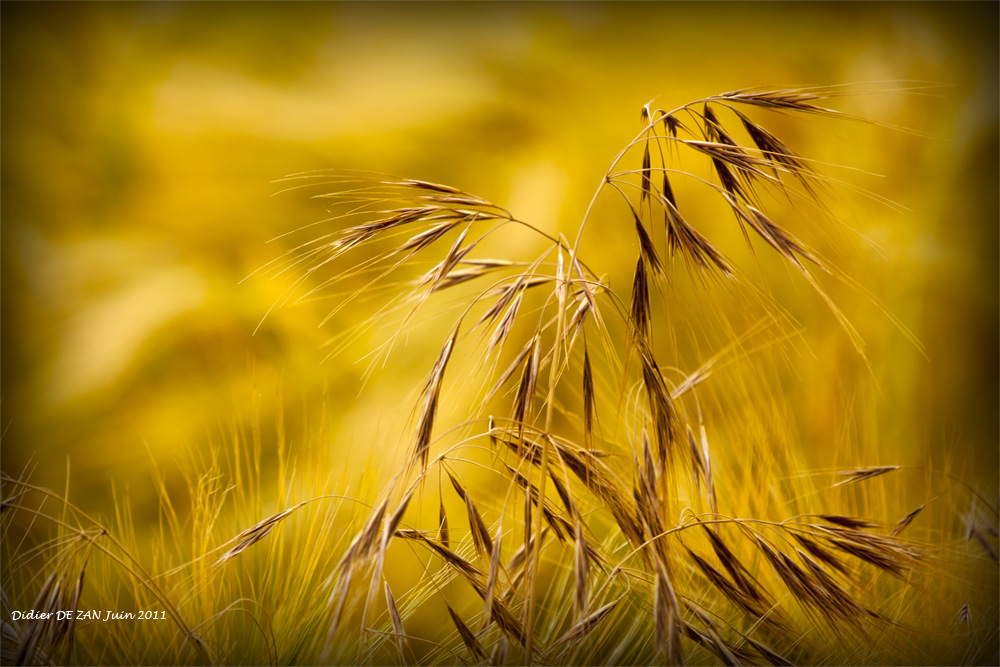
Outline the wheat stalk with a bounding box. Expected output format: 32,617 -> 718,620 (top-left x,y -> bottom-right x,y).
253,85 -> 948,665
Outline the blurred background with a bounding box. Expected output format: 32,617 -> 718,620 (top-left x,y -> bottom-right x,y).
2,2 -> 997,525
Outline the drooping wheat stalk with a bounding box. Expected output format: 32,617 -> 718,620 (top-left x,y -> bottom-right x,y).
242,85 -> 952,665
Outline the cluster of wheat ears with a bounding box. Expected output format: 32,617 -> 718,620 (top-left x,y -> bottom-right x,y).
3,85 -> 997,666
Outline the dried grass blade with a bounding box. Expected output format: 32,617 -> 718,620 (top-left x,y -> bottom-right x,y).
358,500 -> 390,557
654,558 -> 684,665
425,228 -> 474,288
717,88 -> 856,119
511,335 -> 540,430
447,472 -> 493,559
662,171 -> 677,207
466,494 -> 494,561
447,472 -> 469,501
819,515 -> 879,530
439,499 -> 450,549
688,606 -> 739,666
712,157 -> 746,201
745,636 -> 795,667
432,262 -> 500,292
636,432 -> 664,551
403,178 -> 463,195
216,503 -> 303,565
486,336 -> 535,404
486,599 -> 526,649
819,526 -> 919,578
634,212 -> 663,276
383,490 -> 414,548
890,505 -> 924,537
476,257 -> 544,330
792,532 -> 847,575
488,292 -> 524,356
548,466 -> 576,520
582,343 -> 595,450
446,605 -> 487,662
796,549 -> 873,626
630,258 -> 651,343
482,524 -> 503,631
734,108 -> 819,196
957,603 -> 971,626
505,465 -> 569,543
574,519 -> 589,618
754,535 -> 817,613
745,206 -> 817,269
641,142 -> 652,205
833,466 -> 900,487
687,426 -> 705,493
384,583 -> 410,660
702,104 -> 738,146
551,597 -> 622,648
216,523 -> 278,566
398,220 -> 461,254
685,545 -> 782,634
665,203 -> 734,276
424,537 -> 484,580
663,112 -> 687,138
412,327 -> 458,470
641,350 -> 677,464
506,531 -> 541,581
422,195 -> 494,208
699,525 -> 782,627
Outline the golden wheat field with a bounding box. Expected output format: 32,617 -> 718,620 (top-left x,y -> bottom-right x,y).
2,3 -> 998,666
